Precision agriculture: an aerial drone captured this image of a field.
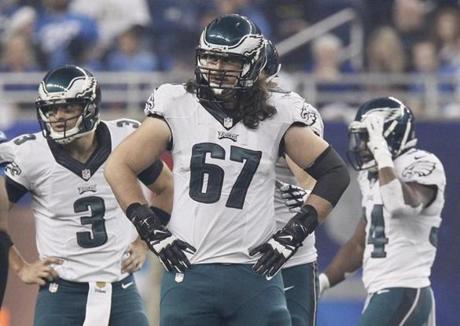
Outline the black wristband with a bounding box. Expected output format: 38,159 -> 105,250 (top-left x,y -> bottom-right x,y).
0,230 -> 13,249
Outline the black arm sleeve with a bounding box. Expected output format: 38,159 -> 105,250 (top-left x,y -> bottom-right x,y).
137,160 -> 164,187
5,176 -> 28,203
305,146 -> 350,207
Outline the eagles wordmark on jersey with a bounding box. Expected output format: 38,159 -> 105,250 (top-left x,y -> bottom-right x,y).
4,120 -> 141,282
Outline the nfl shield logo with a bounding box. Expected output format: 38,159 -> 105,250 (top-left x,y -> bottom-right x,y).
82,169 -> 91,180
224,117 -> 233,129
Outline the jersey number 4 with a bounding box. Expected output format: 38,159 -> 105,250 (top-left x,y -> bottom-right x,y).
367,204 -> 389,258
74,196 -> 108,248
189,142 -> 262,209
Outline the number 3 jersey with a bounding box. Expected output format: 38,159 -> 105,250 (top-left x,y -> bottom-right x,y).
4,120 -> 140,282
145,84 -> 314,264
358,148 -> 446,293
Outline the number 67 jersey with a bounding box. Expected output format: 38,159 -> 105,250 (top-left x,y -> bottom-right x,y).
3,120 -> 140,282
145,84 -> 313,265
358,148 -> 446,294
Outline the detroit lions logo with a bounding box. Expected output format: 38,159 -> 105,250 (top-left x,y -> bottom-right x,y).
300,104 -> 317,127
402,160 -> 436,178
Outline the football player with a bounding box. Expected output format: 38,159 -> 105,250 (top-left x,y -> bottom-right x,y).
0,65 -> 173,325
0,130 -> 10,307
318,97 -> 445,325
265,38 -> 324,326
105,14 -> 350,325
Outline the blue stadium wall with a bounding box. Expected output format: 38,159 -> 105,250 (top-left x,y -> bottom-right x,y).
3,120 -> 458,325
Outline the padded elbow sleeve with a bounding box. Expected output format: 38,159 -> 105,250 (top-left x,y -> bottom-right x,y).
305,146 -> 350,206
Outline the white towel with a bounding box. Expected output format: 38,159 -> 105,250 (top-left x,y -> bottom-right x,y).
83,282 -> 112,326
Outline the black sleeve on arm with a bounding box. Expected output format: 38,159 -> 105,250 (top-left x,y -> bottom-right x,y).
137,160 -> 164,187
5,176 -> 28,203
305,146 -> 350,207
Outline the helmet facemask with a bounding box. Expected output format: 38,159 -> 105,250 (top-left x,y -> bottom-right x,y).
35,65 -> 100,144
37,99 -> 99,144
196,49 -> 247,98
347,121 -> 378,171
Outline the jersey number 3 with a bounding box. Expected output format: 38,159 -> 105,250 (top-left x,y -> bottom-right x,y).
74,196 -> 108,248
189,143 -> 262,209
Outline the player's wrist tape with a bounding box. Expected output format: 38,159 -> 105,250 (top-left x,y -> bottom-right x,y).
318,273 -> 330,291
289,204 -> 319,241
0,230 -> 13,249
373,147 -> 394,169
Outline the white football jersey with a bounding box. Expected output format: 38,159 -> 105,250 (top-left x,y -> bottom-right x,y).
274,98 -> 324,268
359,148 -> 445,293
5,120 -> 141,282
0,140 -> 15,163
145,84 -> 313,264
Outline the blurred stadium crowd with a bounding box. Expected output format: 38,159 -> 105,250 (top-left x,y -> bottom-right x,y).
2,0 -> 460,120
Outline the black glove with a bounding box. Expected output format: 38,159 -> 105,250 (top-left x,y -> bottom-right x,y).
126,203 -> 196,272
276,180 -> 309,211
249,205 -> 318,279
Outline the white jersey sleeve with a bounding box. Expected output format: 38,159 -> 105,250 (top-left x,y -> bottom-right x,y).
397,150 -> 445,187
268,90 -> 320,134
4,133 -> 41,192
144,83 -> 185,119
0,140 -> 16,163
395,148 -> 446,217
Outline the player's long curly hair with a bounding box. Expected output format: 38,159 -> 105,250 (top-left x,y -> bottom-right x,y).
185,77 -> 276,129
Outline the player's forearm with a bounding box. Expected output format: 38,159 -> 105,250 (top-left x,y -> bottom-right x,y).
379,167 -> 423,216
324,239 -> 364,287
105,155 -> 148,212
149,183 -> 173,214
8,245 -> 27,275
